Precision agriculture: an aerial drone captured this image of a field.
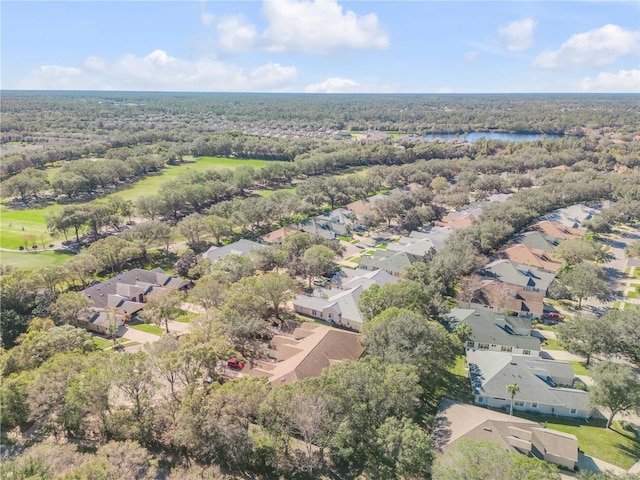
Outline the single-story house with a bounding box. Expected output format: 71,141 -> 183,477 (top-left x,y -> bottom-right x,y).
296,217 -> 338,241
461,277 -> 545,318
260,226 -> 299,245
540,204 -> 597,229
467,350 -> 591,419
243,322 -> 364,385
80,268 -> 190,331
448,307 -> 540,355
330,268 -> 400,290
205,239 -> 264,263
527,220 -> 585,241
408,226 -> 454,251
433,400 -> 579,470
495,244 -> 562,273
358,250 -> 422,277
476,259 -> 556,295
511,231 -> 561,253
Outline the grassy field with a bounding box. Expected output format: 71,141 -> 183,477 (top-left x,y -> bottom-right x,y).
1,249 -> 74,270
0,157 -> 269,251
92,336 -> 114,350
102,157 -> 270,203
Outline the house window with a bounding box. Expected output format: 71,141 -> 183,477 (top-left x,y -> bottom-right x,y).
311,310 -> 317,316
523,350 -> 531,355
467,341 -> 474,348
501,346 -> 513,352
478,343 -> 489,350
320,312 -> 323,318
477,397 -> 484,403
570,408 -> 577,414
531,403 -> 538,408
515,401 -> 525,407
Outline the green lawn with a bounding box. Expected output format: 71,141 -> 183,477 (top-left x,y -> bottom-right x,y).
92,336 -> 113,350
256,187 -> 296,197
102,156 -> 269,203
612,301 -> 621,309
0,203 -> 62,249
568,360 -> 590,376
628,291 -> 639,299
440,355 -> 474,405
541,338 -> 564,351
1,157 -> 269,249
129,323 -> 164,336
1,249 -> 74,269
510,412 -> 640,469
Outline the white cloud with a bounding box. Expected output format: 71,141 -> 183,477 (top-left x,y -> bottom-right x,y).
532,24 -> 639,69
498,18 -> 536,51
201,11 -> 215,27
580,69 -> 640,93
216,15 -> 257,54
305,77 -> 360,93
304,77 -> 395,93
262,0 -> 389,54
17,50 -> 297,92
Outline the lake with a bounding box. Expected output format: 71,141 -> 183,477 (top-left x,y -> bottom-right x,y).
424,132 -> 562,142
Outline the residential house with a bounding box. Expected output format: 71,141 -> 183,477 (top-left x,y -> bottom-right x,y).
408,226 -> 454,251
434,400 -> 579,470
462,277 -> 545,318
477,259 -> 556,295
296,217 -> 338,241
495,244 -> 562,273
512,231 -> 561,253
80,268 -> 190,333
243,322 -> 364,385
387,236 -> 437,257
467,350 -> 591,419
205,239 -> 264,264
448,308 -> 540,355
527,220 -> 585,240
358,250 -> 422,277
260,226 -> 299,245
540,204 -> 597,229
293,269 -> 399,331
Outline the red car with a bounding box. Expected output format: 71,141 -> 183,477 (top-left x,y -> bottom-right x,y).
227,359 -> 245,370
543,312 -> 564,321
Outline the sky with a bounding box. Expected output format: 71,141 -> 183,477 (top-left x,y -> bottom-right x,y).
2,1 -> 639,93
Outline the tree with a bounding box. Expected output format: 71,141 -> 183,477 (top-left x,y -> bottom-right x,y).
189,276 -> 227,310
48,292 -> 93,327
255,272 -> 300,321
454,322 -> 473,347
507,383 -> 520,417
122,220 -> 173,259
63,253 -> 99,289
370,416 -> 432,480
3,168 -> 49,203
432,439 -> 560,480
205,215 -> 233,246
140,289 -> 183,333
554,238 -> 614,265
178,213 -> 208,249
300,244 -> 336,287
589,361 -> 640,429
223,315 -> 268,357
362,308 -> 458,388
625,240 -> 640,260
558,262 -> 610,308
88,236 -> 141,273
556,315 -> 616,366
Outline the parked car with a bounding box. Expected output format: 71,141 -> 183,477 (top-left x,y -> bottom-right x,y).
227,359 -> 245,370
313,278 -> 329,286
542,312 -> 564,322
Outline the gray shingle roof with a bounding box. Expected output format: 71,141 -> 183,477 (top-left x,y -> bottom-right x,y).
448,308 -> 540,351
512,231 -> 561,252
205,239 -> 264,263
467,351 -> 589,411
478,259 -> 556,293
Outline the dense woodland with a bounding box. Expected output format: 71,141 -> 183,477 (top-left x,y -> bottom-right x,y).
1,93 -> 640,479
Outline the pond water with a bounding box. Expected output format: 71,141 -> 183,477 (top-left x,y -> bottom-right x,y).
424,132 -> 562,142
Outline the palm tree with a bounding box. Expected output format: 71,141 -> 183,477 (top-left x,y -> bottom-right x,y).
454,322 -> 473,349
507,383 -> 520,417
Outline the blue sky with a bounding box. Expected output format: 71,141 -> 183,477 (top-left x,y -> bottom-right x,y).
2,1 -> 639,93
